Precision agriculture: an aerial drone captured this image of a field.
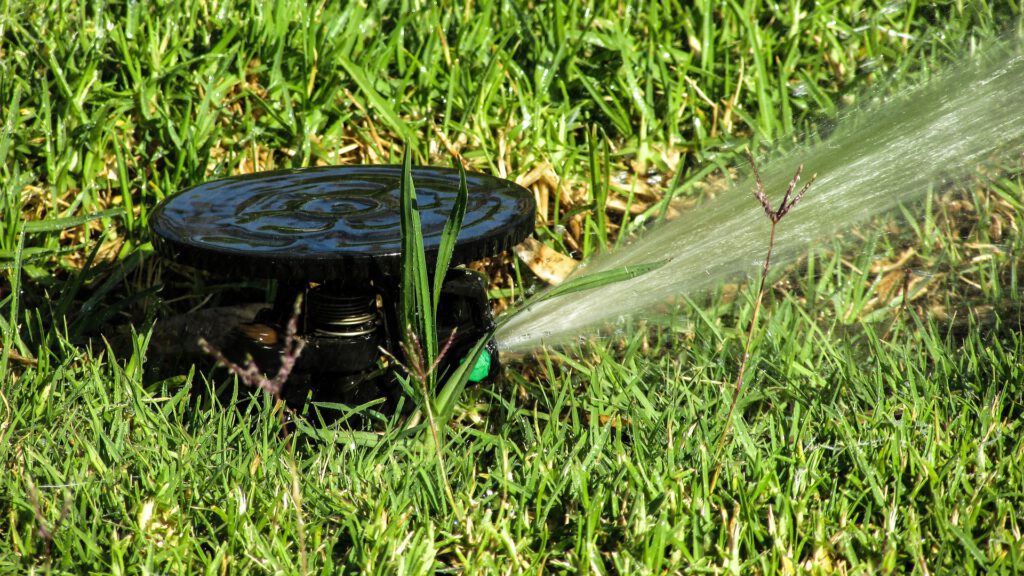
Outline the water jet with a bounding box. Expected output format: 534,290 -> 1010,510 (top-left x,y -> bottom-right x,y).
496,48 -> 1024,351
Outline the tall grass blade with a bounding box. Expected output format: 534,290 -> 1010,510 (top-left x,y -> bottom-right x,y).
399,147 -> 436,365
431,164 -> 469,317
588,125 -> 609,252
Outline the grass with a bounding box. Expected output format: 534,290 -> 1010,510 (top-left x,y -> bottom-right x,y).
2,0 -> 1024,572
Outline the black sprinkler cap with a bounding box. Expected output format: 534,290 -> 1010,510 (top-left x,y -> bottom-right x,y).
150,165 -> 536,283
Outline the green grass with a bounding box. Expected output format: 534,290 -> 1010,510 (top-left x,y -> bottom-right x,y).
2,0 -> 1024,573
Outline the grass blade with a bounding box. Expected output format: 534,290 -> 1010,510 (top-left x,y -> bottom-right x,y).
338,55 -> 415,143
431,163 -> 469,318
0,85 -> 21,170
433,331 -> 493,426
587,125 -> 610,252
1,225 -> 26,382
533,260 -> 667,305
399,147 -> 436,364
22,208 -> 125,234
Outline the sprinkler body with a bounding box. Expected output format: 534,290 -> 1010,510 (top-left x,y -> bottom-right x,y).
150,165 -> 534,409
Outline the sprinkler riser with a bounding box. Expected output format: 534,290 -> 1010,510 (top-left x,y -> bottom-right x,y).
226,268 -> 499,409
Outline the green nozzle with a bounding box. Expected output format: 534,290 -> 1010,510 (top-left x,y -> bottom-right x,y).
465,349 -> 492,383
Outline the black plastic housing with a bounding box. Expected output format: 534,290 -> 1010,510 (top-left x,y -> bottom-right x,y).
150,165 -> 534,411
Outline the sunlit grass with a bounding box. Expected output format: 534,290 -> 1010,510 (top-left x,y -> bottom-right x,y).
2,0 -> 1023,573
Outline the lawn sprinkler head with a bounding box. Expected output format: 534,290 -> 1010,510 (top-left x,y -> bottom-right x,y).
150,165 -> 535,409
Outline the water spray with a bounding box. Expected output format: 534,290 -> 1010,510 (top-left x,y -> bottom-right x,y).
496,46 -> 1024,351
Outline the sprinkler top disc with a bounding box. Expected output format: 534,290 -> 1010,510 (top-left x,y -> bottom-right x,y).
150,165 -> 535,283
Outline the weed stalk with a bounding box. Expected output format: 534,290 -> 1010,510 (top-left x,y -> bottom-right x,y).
384,327 -> 461,513
709,150 -> 816,495
199,295 -> 308,574
198,295 -> 305,408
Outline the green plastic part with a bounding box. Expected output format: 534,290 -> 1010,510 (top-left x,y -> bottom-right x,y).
466,349 -> 492,383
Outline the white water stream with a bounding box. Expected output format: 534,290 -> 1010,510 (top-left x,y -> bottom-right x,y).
496,47 -> 1024,351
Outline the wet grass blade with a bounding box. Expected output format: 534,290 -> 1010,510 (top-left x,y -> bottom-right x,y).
399,146 -> 436,363
587,125 -> 610,252
22,208 -> 124,234
338,55 -> 415,143
0,85 -> 21,170
433,328 -> 493,426
533,260 -> 667,304
431,163 -> 468,318
0,224 -> 26,382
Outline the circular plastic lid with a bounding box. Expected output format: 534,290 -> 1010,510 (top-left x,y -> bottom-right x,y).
150,165 -> 536,283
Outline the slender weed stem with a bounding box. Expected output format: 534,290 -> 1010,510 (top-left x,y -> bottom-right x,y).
198,295 -> 305,408
387,328 -> 461,514
198,295 -> 308,572
709,150 -> 816,495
